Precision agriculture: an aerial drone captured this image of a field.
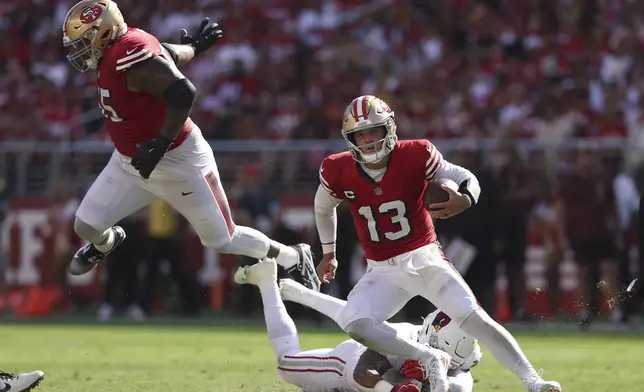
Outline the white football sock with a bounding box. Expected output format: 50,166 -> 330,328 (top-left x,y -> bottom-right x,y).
283,284 -> 346,322
259,280 -> 299,356
216,226 -> 298,269
94,228 -> 115,253
274,243 -> 298,269
459,309 -> 539,383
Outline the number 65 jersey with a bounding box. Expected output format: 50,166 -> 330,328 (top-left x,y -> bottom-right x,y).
319,139 -> 441,261
97,27 -> 193,158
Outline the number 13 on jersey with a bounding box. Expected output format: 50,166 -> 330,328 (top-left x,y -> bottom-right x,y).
358,200 -> 411,242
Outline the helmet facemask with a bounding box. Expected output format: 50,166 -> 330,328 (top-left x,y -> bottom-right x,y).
343,117 -> 397,164
64,27 -> 103,72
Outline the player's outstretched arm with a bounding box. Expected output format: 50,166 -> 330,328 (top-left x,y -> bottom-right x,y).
160,43 -> 195,66
161,17 -> 223,66
125,55 -> 195,178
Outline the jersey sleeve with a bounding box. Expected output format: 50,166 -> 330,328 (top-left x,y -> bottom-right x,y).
319,157 -> 343,199
112,30 -> 161,72
419,139 -> 443,181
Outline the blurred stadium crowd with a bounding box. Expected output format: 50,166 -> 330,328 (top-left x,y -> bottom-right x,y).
1,0 -> 644,326
1,0 -> 644,143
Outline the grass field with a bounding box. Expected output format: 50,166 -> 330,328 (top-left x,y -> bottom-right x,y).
1,323 -> 644,391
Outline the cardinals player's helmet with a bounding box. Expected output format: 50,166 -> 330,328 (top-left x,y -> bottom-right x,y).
62,0 -> 127,72
341,95 -> 397,163
417,310 -> 478,366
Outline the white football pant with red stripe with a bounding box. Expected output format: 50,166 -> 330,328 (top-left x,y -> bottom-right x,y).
75,126 -> 272,259
276,340 -> 368,391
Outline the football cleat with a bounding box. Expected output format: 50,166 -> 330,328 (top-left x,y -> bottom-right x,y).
234,258 -> 277,286
522,371 -> 562,392
526,380 -> 562,392
284,244 -> 321,292
0,370 -> 45,392
69,226 -> 126,275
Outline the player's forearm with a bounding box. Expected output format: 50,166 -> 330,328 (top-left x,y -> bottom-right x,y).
161,43 -> 196,66
354,349 -> 393,390
433,160 -> 481,205
159,78 -> 196,140
314,185 -> 341,254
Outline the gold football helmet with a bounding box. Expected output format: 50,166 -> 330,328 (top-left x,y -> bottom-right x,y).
62,0 -> 127,72
341,95 -> 397,163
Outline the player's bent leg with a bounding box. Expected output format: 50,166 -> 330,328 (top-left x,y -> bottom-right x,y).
279,278 -> 347,321
335,265 -> 443,375
233,259 -> 300,358
71,153 -> 155,275
448,370 -> 474,392
219,226 -> 320,291
165,168 -> 320,290
418,262 -> 561,392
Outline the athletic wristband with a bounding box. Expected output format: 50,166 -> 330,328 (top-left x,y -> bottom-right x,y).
374,380 -> 394,392
321,243 -> 336,254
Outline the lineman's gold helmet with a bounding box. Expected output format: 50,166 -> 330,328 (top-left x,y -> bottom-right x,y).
62,0 -> 127,72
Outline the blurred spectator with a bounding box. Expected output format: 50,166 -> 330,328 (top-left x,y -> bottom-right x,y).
531,181 -> 565,319
144,200 -> 197,316
559,150 -> 619,326
98,216 -> 146,322
497,146 -> 533,320
610,156 -> 640,321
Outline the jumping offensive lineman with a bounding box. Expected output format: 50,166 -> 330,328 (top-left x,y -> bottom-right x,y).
61,0 -> 319,291
314,95 -> 561,392
236,258 -> 476,392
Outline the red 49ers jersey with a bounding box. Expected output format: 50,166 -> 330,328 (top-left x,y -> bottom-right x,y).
320,140 -> 443,261
97,27 -> 193,157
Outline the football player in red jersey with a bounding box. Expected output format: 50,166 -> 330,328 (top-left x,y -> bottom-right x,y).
61,0 -> 319,292
314,95 -> 562,392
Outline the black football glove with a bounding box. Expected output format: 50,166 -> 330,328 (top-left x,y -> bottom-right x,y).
180,17 -> 223,56
131,136 -> 173,179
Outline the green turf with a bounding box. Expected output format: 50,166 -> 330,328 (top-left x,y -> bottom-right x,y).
1,324 -> 643,391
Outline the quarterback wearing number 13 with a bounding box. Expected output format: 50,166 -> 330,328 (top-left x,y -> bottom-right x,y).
315,95 -> 562,392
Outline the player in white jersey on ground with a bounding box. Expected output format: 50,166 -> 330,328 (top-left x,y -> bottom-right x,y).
278,277 -> 482,392
235,258 -> 449,391
235,258 -> 477,392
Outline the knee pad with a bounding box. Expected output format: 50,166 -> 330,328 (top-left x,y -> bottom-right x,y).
197,224 -> 236,250
345,318 -> 370,344
74,217 -> 108,244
